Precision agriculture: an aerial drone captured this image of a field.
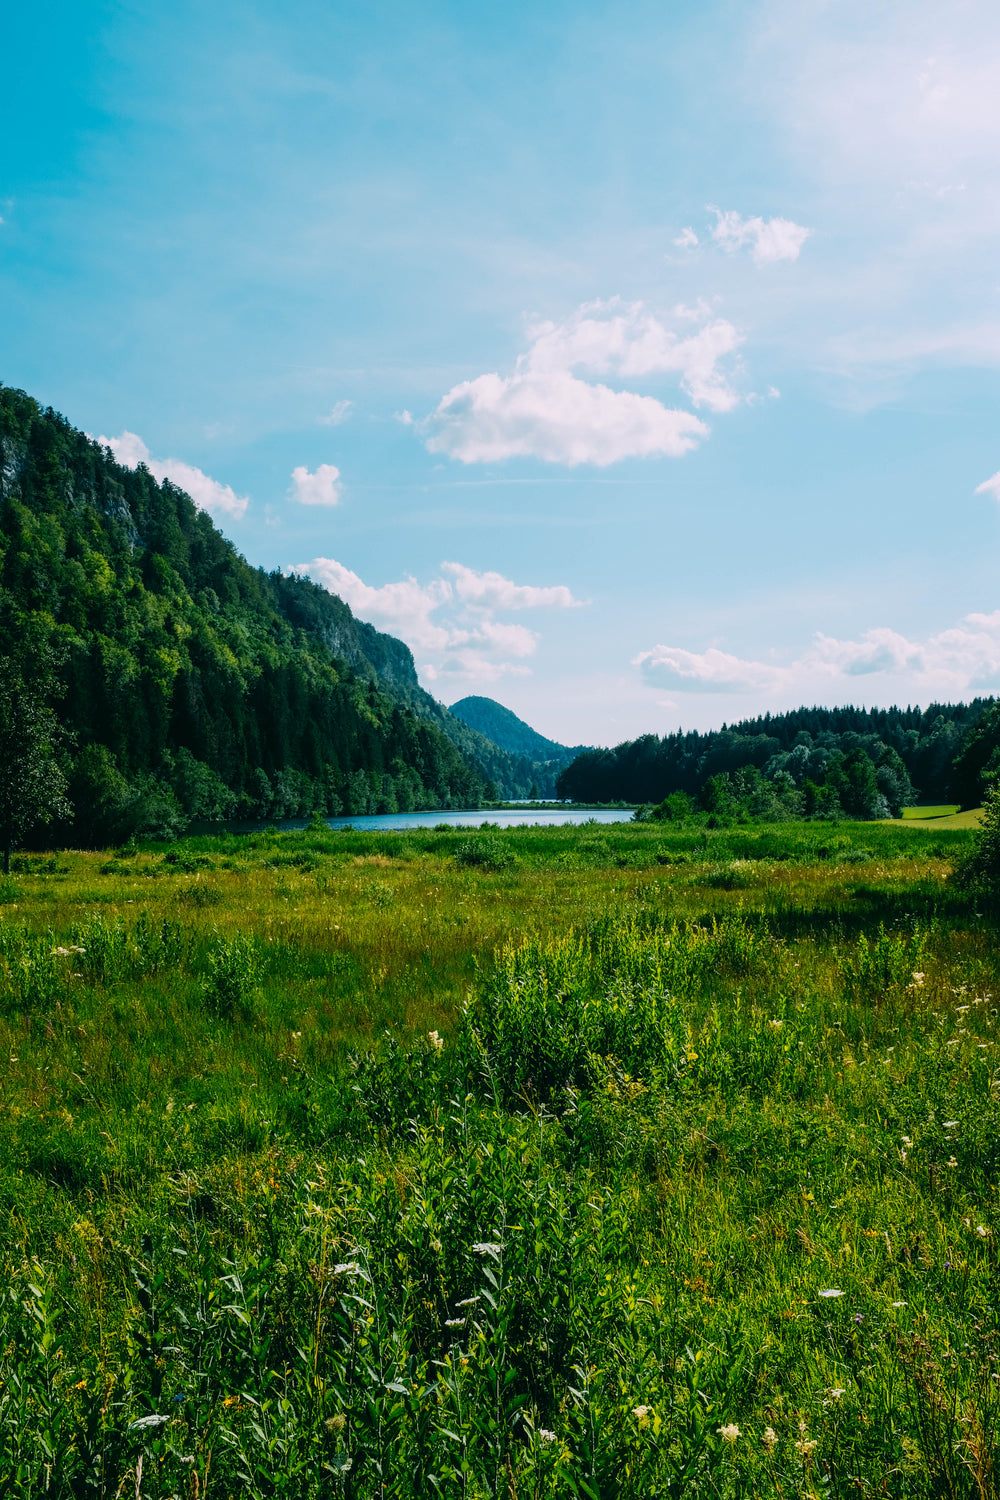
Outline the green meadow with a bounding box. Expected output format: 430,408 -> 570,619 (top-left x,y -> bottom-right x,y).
2,817 -> 999,1498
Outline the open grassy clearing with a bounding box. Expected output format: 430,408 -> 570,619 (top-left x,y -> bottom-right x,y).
2,817 -> 999,1497
892,808 -> 983,830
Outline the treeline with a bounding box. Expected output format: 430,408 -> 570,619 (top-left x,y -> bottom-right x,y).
0,385 -> 489,842
560,702 -> 1000,819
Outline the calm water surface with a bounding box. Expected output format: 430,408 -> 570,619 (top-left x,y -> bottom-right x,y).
271,807 -> 635,833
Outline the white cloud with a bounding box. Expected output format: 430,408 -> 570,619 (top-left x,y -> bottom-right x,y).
710,208 -> 812,265
635,610 -> 1000,704
96,430 -> 249,519
299,557 -> 582,687
424,297 -> 742,466
427,372 -> 708,466
634,645 -> 783,694
975,471 -> 1000,502
673,227 -> 699,248
524,299 -> 742,411
442,560 -> 583,611
320,400 -> 352,426
289,463 -> 342,506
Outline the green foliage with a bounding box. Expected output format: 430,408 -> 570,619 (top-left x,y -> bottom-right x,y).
1,820 -> 999,1495
953,781 -> 1000,899
0,650 -> 71,871
559,701 -> 979,809
0,384 -> 490,847
453,830 -> 516,871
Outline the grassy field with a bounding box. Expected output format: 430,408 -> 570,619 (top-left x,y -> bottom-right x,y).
894,807 -> 983,830
2,816 -> 999,1497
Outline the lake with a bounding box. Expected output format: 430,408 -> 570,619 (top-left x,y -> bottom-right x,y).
264,807 -> 635,833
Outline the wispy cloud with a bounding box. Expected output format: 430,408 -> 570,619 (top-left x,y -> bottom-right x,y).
299,557 -> 584,686
424,297 -> 742,466
289,463 -> 342,506
975,470 -> 1000,502
320,400 -> 352,426
96,431 -> 249,519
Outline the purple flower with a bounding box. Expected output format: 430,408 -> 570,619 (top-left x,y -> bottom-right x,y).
854,1314 -> 863,1324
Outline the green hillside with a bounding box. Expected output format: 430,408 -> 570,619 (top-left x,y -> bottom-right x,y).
0,383 -> 511,841
449,694 -> 586,766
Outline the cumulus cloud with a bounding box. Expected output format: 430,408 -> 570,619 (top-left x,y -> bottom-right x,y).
633,646 -> 782,694
96,430 -> 249,520
425,297 -> 742,466
442,561 -> 583,611
289,463 -> 342,506
710,208 -> 812,265
299,557 -> 583,687
635,610 -> 1000,704
975,470 -> 1000,502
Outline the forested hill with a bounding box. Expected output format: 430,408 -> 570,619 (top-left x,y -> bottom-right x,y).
557,700 -> 998,809
0,383 -> 540,840
449,695 -> 588,768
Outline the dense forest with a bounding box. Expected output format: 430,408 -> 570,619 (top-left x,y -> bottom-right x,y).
449,695 -> 588,786
0,384 -> 513,842
558,701 -> 1000,819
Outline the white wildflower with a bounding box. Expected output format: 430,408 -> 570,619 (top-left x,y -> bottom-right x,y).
717,1423 -> 740,1443
333,1262 -> 361,1276
817,1288 -> 844,1298
538,1428 -> 557,1442
471,1242 -> 502,1259
762,1426 -> 778,1453
427,1030 -> 444,1053
977,1225 -> 988,1238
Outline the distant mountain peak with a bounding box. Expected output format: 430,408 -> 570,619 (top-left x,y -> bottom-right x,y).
449,696 -> 586,764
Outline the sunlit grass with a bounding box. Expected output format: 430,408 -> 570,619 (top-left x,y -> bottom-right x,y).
2,817 -> 998,1496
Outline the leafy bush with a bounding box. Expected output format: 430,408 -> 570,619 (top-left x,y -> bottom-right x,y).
453,832 -> 515,871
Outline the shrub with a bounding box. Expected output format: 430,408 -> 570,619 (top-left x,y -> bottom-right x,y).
454,833 -> 515,871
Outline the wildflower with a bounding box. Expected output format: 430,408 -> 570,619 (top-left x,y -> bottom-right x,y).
456,1296 -> 479,1307
817,1288 -> 844,1298
333,1262 -> 361,1276
911,972 -> 925,986
768,1019 -> 783,1030
717,1423 -> 740,1443
795,1420 -> 818,1458
326,1414 -> 346,1433
976,1225 -> 988,1238
632,1405 -> 652,1428
538,1429 -> 557,1442
430,1237 -> 442,1255
827,1388 -> 846,1402
946,1157 -> 958,1168
445,1318 -> 465,1327
943,1120 -> 958,1128
427,1030 -> 444,1053
762,1426 -> 778,1453
853,1314 -> 863,1325
471,1242 -> 502,1259
892,1300 -> 907,1308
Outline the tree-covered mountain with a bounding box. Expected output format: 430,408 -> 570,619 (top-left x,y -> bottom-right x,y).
558,701 -> 996,813
0,382 -> 540,842
449,695 -> 588,766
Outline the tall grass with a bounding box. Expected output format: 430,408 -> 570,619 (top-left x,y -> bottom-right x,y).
1,819 -> 998,1495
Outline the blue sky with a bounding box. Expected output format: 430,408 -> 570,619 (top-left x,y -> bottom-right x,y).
4,0 -> 1000,745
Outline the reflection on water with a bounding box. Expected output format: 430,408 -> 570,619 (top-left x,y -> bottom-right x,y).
262,807 -> 634,834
